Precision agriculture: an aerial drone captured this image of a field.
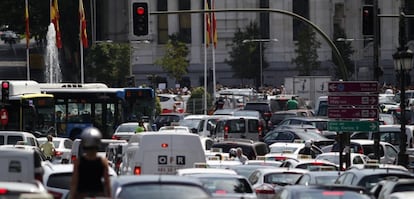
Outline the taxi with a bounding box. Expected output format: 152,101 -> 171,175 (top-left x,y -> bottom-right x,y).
279,155 -> 339,171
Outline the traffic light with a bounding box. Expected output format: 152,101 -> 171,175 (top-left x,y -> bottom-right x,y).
132,2 -> 149,36
1,81 -> 9,104
362,5 -> 374,36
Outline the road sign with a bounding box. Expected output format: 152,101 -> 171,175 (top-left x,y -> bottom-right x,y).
328,108 -> 378,119
328,81 -> 378,93
328,121 -> 379,132
328,95 -> 378,106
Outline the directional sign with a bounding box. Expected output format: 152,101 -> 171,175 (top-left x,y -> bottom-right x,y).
328,108 -> 378,119
328,81 -> 378,93
328,95 -> 378,106
328,121 -> 379,132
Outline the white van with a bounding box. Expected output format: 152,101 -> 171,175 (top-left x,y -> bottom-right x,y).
0,131 -> 39,147
213,116 -> 263,141
314,96 -> 328,116
121,132 -> 206,175
0,147 -> 44,182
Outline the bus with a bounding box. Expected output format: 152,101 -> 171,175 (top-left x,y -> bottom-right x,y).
0,80 -> 55,136
39,83 -> 156,139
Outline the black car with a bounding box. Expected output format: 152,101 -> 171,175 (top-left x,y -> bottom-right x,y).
211,139 -> 269,160
277,116 -> 336,139
263,128 -> 334,148
153,113 -> 188,130
274,184 -> 372,199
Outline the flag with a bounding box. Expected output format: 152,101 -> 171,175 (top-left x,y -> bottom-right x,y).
205,1 -> 211,48
25,0 -> 30,49
79,0 -> 88,48
211,0 -> 217,48
51,0 -> 62,48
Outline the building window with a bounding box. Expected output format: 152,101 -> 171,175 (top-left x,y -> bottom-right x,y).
406,0 -> 414,41
260,0 -> 269,39
157,0 -> 168,44
292,0 -> 309,41
179,0 -> 191,43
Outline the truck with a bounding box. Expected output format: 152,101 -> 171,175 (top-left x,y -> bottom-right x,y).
283,76 -> 331,109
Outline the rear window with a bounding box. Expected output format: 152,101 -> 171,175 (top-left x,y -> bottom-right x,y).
7,136 -> 23,145
264,173 -> 303,185
360,174 -> 414,189
118,184 -> 210,199
46,173 -> 72,189
270,113 -> 296,125
226,120 -> 246,133
295,190 -> 370,199
198,177 -> 253,194
244,103 -> 271,113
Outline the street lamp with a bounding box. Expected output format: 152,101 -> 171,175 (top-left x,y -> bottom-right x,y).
242,38 -> 278,88
393,47 -> 413,167
336,37 -> 373,80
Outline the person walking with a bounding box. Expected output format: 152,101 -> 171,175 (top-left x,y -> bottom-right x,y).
40,135 -> 55,161
70,127 -> 111,199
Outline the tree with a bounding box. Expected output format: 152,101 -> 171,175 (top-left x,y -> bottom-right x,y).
292,26 -> 321,76
226,21 -> 268,87
186,87 -> 212,114
155,33 -> 189,83
332,24 -> 354,79
85,42 -> 130,87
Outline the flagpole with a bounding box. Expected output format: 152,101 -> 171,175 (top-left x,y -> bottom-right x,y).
203,0 -> 208,115
80,27 -> 84,84
25,0 -> 30,80
211,0 -> 216,103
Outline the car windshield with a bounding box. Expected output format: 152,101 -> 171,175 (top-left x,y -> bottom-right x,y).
117,184 -> 210,199
270,146 -> 299,153
180,119 -> 202,129
233,111 -> 260,118
116,124 -> 137,132
46,173 -> 72,190
197,177 -> 253,194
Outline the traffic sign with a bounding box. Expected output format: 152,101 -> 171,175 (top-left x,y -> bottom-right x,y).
328,81 -> 378,93
328,121 -> 379,132
0,108 -> 8,126
328,108 -> 378,119
328,95 -> 378,106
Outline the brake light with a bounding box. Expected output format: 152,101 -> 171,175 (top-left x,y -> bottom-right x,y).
54,151 -> 63,157
71,155 -> 77,162
311,162 -> 325,166
274,156 -> 287,161
358,148 -> 364,154
323,191 -> 344,196
0,189 -> 7,195
48,190 -> 63,199
134,167 -> 141,175
112,135 -> 120,140
255,184 -> 275,194
161,143 -> 168,148
224,126 -> 229,139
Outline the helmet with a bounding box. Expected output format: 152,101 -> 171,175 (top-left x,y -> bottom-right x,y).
229,148 -> 237,158
81,127 -> 102,149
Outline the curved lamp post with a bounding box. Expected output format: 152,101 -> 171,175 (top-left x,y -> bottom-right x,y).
393,48 -> 413,167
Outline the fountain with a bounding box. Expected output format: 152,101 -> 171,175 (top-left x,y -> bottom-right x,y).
44,23 -> 62,83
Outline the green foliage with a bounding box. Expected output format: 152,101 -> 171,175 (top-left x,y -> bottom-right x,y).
186,87 -> 212,114
155,95 -> 161,116
85,42 -> 130,87
155,33 -> 189,82
332,24 -> 354,79
292,26 -> 321,76
226,21 -> 268,87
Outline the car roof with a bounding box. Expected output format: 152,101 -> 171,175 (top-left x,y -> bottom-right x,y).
350,139 -> 390,145
112,175 -> 205,186
176,168 -> 237,176
341,168 -> 413,175
184,114 -> 208,119
281,117 -> 329,121
269,142 -> 305,148
252,167 -> 309,174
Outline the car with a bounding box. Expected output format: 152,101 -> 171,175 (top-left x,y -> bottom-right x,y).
228,164 -> 276,179
370,178 -> 414,199
112,122 -> 151,140
276,117 -> 335,139
274,184 -> 372,199
243,101 -> 273,121
350,139 -> 399,164
0,131 -> 40,148
389,191 -> 414,199
179,114 -> 208,134
189,173 -> 257,199
270,109 -> 314,127
350,124 -> 414,148
334,167 -> 414,191
157,93 -> 186,113
314,96 -> 328,117
153,113 -> 188,130
315,152 -> 369,169
70,138 -> 127,163
0,181 -> 52,199
266,142 -> 323,159
280,158 -> 339,171
213,116 -> 265,141
0,30 -> 19,44
42,162 -> 117,199
211,139 -> 269,160
158,125 -> 192,133
295,171 -> 343,185
248,167 -> 308,199
37,137 -> 72,164
262,128 -> 334,148
213,108 -> 240,116
111,175 -> 212,199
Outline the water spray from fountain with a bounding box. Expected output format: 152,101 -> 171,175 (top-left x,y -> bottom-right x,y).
45,23 -> 62,83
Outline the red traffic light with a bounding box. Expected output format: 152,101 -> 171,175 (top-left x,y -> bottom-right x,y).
1,82 -> 9,89
136,7 -> 145,15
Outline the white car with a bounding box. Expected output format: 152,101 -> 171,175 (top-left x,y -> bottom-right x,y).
158,125 -> 192,133
265,142 -> 323,160
315,152 -> 369,169
0,181 -> 52,199
157,94 -> 185,113
37,137 -> 73,164
176,168 -> 237,176
112,122 -> 151,140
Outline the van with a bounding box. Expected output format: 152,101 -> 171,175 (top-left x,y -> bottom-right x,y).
213,116 -> 264,141
314,96 -> 328,117
120,132 -> 206,175
0,147 -> 44,182
0,131 -> 39,147
350,125 -> 414,148
70,138 -> 127,163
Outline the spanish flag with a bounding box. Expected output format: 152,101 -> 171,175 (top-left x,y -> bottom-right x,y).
51,0 -> 62,48
79,0 -> 88,48
211,0 -> 217,48
205,1 -> 211,48
25,0 -> 30,49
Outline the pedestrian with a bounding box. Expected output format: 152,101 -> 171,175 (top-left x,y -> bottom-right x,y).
286,96 -> 299,110
40,135 -> 55,161
70,127 -> 111,199
135,120 -> 147,133
235,147 -> 248,164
